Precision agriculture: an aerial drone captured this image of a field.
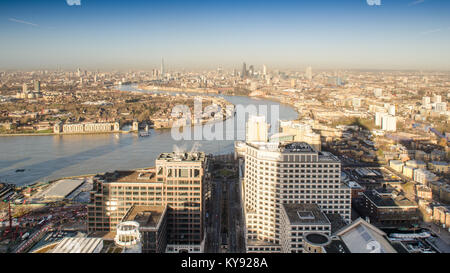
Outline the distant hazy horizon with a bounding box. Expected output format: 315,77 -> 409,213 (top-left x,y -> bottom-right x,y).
1,0 -> 450,71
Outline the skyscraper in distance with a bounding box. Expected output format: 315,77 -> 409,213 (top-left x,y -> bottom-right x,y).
34,80 -> 40,92
161,57 -> 165,78
242,62 -> 247,79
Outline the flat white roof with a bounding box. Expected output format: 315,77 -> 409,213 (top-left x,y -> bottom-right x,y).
42,179 -> 85,199
52,237 -> 103,253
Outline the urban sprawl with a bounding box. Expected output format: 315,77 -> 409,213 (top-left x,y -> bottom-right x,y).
0,63 -> 449,254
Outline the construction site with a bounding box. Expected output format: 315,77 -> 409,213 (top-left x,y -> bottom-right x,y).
0,179 -> 91,253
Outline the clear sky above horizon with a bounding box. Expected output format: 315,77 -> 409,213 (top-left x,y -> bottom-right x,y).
0,0 -> 449,71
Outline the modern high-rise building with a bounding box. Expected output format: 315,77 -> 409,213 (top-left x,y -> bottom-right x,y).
276,121 -> 321,151
242,62 -> 247,79
248,65 -> 254,77
433,95 -> 442,103
87,151 -> 208,253
34,80 -> 40,92
375,112 -> 386,127
381,115 -> 397,132
246,115 -> 270,143
263,64 -> 267,76
160,57 -> 165,78
435,102 -> 447,113
242,142 -> 351,253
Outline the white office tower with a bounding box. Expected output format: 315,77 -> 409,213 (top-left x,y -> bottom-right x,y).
375,112 -> 385,127
114,221 -> 142,253
243,142 -> 351,253
263,64 -> 267,76
433,95 -> 442,103
305,66 -> 313,81
435,102 -> 447,113
422,97 -> 431,106
381,115 -> 397,132
246,115 -> 269,143
277,121 -> 321,151
161,57 -> 165,78
374,88 -> 383,98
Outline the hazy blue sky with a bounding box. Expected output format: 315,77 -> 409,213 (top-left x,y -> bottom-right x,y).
0,0 -> 449,71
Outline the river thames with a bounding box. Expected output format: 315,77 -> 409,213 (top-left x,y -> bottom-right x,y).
0,85 -> 298,186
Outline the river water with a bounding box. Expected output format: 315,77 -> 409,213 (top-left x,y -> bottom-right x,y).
0,85 -> 298,186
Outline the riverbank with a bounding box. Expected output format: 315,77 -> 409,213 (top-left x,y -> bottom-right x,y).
0,131 -> 133,137
0,85 -> 299,186
137,84 -> 219,94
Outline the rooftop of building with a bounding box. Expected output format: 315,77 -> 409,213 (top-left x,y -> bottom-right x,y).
406,160 -> 426,165
363,190 -> 418,208
304,232 -> 330,246
325,213 -> 348,234
157,151 -> 206,162
51,237 -> 103,254
99,169 -> 158,183
247,142 -> 315,153
335,218 -> 397,253
373,185 -> 396,196
122,205 -> 167,229
324,238 -> 351,253
246,142 -> 340,162
283,203 -> 331,225
38,179 -> 85,199
283,142 -> 316,153
431,161 -> 449,166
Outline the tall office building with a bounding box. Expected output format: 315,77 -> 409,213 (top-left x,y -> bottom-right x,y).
433,95 -> 442,103
22,83 -> 28,93
87,152 -> 208,253
375,112 -> 386,127
242,62 -> 247,78
161,58 -> 165,78
435,102 -> 447,113
276,121 -> 321,151
246,115 -> 269,143
248,65 -> 255,77
381,115 -> 397,132
34,80 -> 41,92
242,142 -> 351,253
263,64 -> 267,76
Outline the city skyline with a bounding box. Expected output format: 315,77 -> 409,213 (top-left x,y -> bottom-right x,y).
0,0 -> 450,70
0,0 -> 449,258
